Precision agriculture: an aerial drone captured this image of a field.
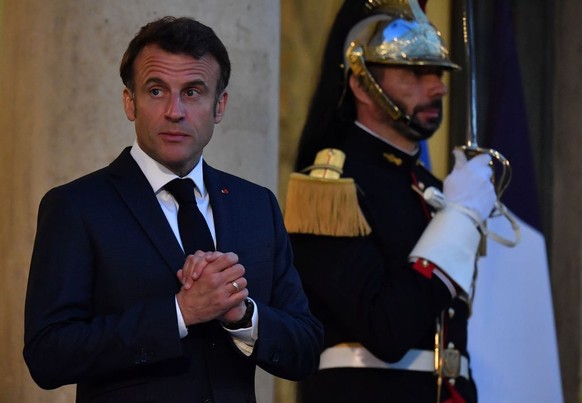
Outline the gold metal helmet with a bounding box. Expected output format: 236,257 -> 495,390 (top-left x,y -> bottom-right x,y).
344,0 -> 459,135
346,0 -> 459,70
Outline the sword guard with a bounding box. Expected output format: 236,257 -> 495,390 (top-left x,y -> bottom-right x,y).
455,145 -> 520,252
456,145 -> 512,199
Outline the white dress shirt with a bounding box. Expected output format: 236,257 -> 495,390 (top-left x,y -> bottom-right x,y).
130,141 -> 258,355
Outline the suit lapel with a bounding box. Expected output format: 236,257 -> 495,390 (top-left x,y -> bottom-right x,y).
203,162 -> 238,252
108,148 -> 185,273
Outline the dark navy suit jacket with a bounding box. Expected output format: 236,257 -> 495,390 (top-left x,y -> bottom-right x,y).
24,147 -> 322,402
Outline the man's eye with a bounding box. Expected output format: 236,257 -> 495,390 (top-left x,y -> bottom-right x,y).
150,88 -> 162,96
185,89 -> 199,97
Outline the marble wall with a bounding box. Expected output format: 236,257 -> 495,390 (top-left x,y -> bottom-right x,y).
0,1 -> 279,401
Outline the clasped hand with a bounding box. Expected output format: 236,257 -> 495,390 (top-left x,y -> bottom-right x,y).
176,251 -> 249,326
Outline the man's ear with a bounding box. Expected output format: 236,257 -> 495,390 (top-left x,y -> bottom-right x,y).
214,91 -> 228,123
122,88 -> 136,121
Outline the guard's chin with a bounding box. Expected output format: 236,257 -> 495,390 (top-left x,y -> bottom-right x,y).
424,116 -> 442,130
396,116 -> 440,142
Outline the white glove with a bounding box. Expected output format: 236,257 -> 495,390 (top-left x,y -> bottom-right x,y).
409,149 -> 496,294
443,149 -> 496,222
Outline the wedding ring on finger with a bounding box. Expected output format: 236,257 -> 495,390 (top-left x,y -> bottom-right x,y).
231,281 -> 240,293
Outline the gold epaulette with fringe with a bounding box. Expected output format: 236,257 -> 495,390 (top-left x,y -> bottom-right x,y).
284,149 -> 371,237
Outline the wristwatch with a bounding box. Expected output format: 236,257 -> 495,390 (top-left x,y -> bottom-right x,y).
222,298 -> 254,330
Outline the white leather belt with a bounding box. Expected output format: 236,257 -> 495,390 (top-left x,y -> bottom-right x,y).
319,344 -> 469,380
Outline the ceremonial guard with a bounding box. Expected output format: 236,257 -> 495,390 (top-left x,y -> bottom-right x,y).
285,1 -> 497,401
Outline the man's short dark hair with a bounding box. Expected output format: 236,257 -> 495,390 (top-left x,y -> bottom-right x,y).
120,16 -> 231,96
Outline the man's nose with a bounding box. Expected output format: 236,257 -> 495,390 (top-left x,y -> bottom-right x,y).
165,95 -> 185,121
426,74 -> 448,98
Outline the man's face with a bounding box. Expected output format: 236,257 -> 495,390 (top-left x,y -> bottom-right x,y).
371,65 -> 447,136
123,45 -> 228,176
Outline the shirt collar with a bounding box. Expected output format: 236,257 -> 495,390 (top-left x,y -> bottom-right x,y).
354,120 -> 419,156
129,140 -> 207,196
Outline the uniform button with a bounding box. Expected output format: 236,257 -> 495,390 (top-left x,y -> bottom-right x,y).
447,342 -> 455,349
448,307 -> 455,319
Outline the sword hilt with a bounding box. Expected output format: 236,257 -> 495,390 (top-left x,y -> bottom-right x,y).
456,145 -> 512,200
455,145 -> 513,256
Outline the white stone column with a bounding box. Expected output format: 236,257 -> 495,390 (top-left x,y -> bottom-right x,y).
0,1 -> 279,401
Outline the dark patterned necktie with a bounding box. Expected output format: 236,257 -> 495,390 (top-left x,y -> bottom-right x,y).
164,178 -> 215,254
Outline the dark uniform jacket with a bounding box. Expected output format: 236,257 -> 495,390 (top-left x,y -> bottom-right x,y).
291,124 -> 477,402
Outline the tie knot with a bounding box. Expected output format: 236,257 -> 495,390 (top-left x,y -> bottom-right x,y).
164,178 -> 196,205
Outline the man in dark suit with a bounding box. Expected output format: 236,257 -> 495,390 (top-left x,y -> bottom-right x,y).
24,16 -> 323,402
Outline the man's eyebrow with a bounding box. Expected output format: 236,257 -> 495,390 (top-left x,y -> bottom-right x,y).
143,77 -> 209,91
144,77 -> 167,86
182,79 -> 209,90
